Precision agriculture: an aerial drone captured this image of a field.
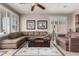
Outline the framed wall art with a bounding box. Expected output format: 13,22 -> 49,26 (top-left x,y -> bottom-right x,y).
26,20 -> 35,30
37,20 -> 48,29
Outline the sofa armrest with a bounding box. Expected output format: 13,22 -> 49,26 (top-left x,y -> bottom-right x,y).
44,34 -> 51,38
57,37 -> 69,45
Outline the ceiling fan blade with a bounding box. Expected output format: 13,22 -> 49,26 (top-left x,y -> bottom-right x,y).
31,5 -> 35,11
37,3 -> 45,10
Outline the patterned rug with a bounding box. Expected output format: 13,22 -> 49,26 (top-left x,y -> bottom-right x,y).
0,51 -> 7,56
13,42 -> 63,56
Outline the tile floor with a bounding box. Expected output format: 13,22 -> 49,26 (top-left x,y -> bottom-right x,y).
0,51 -> 7,56
13,42 -> 62,56
13,47 -> 62,56
0,41 -> 79,56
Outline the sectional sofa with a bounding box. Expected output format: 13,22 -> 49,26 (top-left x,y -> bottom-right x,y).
0,31 -> 51,49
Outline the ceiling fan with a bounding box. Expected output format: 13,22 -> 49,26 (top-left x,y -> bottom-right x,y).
31,3 -> 45,11
19,3 -> 46,11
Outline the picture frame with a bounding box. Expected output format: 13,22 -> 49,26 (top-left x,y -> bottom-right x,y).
26,20 -> 35,30
37,20 -> 47,29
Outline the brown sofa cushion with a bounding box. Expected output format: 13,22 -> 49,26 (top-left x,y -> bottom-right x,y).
17,32 -> 22,37
22,31 -> 48,37
28,32 -> 34,36
57,37 -> 69,45
0,36 -> 26,44
8,32 -> 18,39
8,32 -> 22,39
34,32 -> 40,36
22,32 -> 29,36
40,32 -> 48,36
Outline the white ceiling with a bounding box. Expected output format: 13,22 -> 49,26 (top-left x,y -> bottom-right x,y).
5,3 -> 79,14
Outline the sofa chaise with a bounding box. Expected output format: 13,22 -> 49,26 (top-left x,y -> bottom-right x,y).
56,32 -> 79,52
0,32 -> 27,49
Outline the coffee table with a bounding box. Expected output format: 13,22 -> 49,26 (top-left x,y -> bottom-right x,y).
28,37 -> 50,47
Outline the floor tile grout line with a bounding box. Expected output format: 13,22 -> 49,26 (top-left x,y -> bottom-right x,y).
0,51 -> 8,56
12,42 -> 27,56
38,48 -> 39,56
52,42 -> 65,56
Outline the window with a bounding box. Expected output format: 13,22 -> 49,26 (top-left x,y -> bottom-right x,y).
0,6 -> 19,34
1,9 -> 7,33
51,16 -> 68,34
0,9 -> 1,32
11,15 -> 17,32
0,9 -> 6,33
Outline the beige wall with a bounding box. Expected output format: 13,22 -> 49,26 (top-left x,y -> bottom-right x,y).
20,14 -> 73,34
20,14 -> 49,32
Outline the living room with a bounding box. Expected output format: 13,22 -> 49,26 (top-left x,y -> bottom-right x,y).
0,3 -> 79,56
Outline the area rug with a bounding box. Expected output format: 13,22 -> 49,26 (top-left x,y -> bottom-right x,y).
0,51 -> 7,56
13,43 -> 63,56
